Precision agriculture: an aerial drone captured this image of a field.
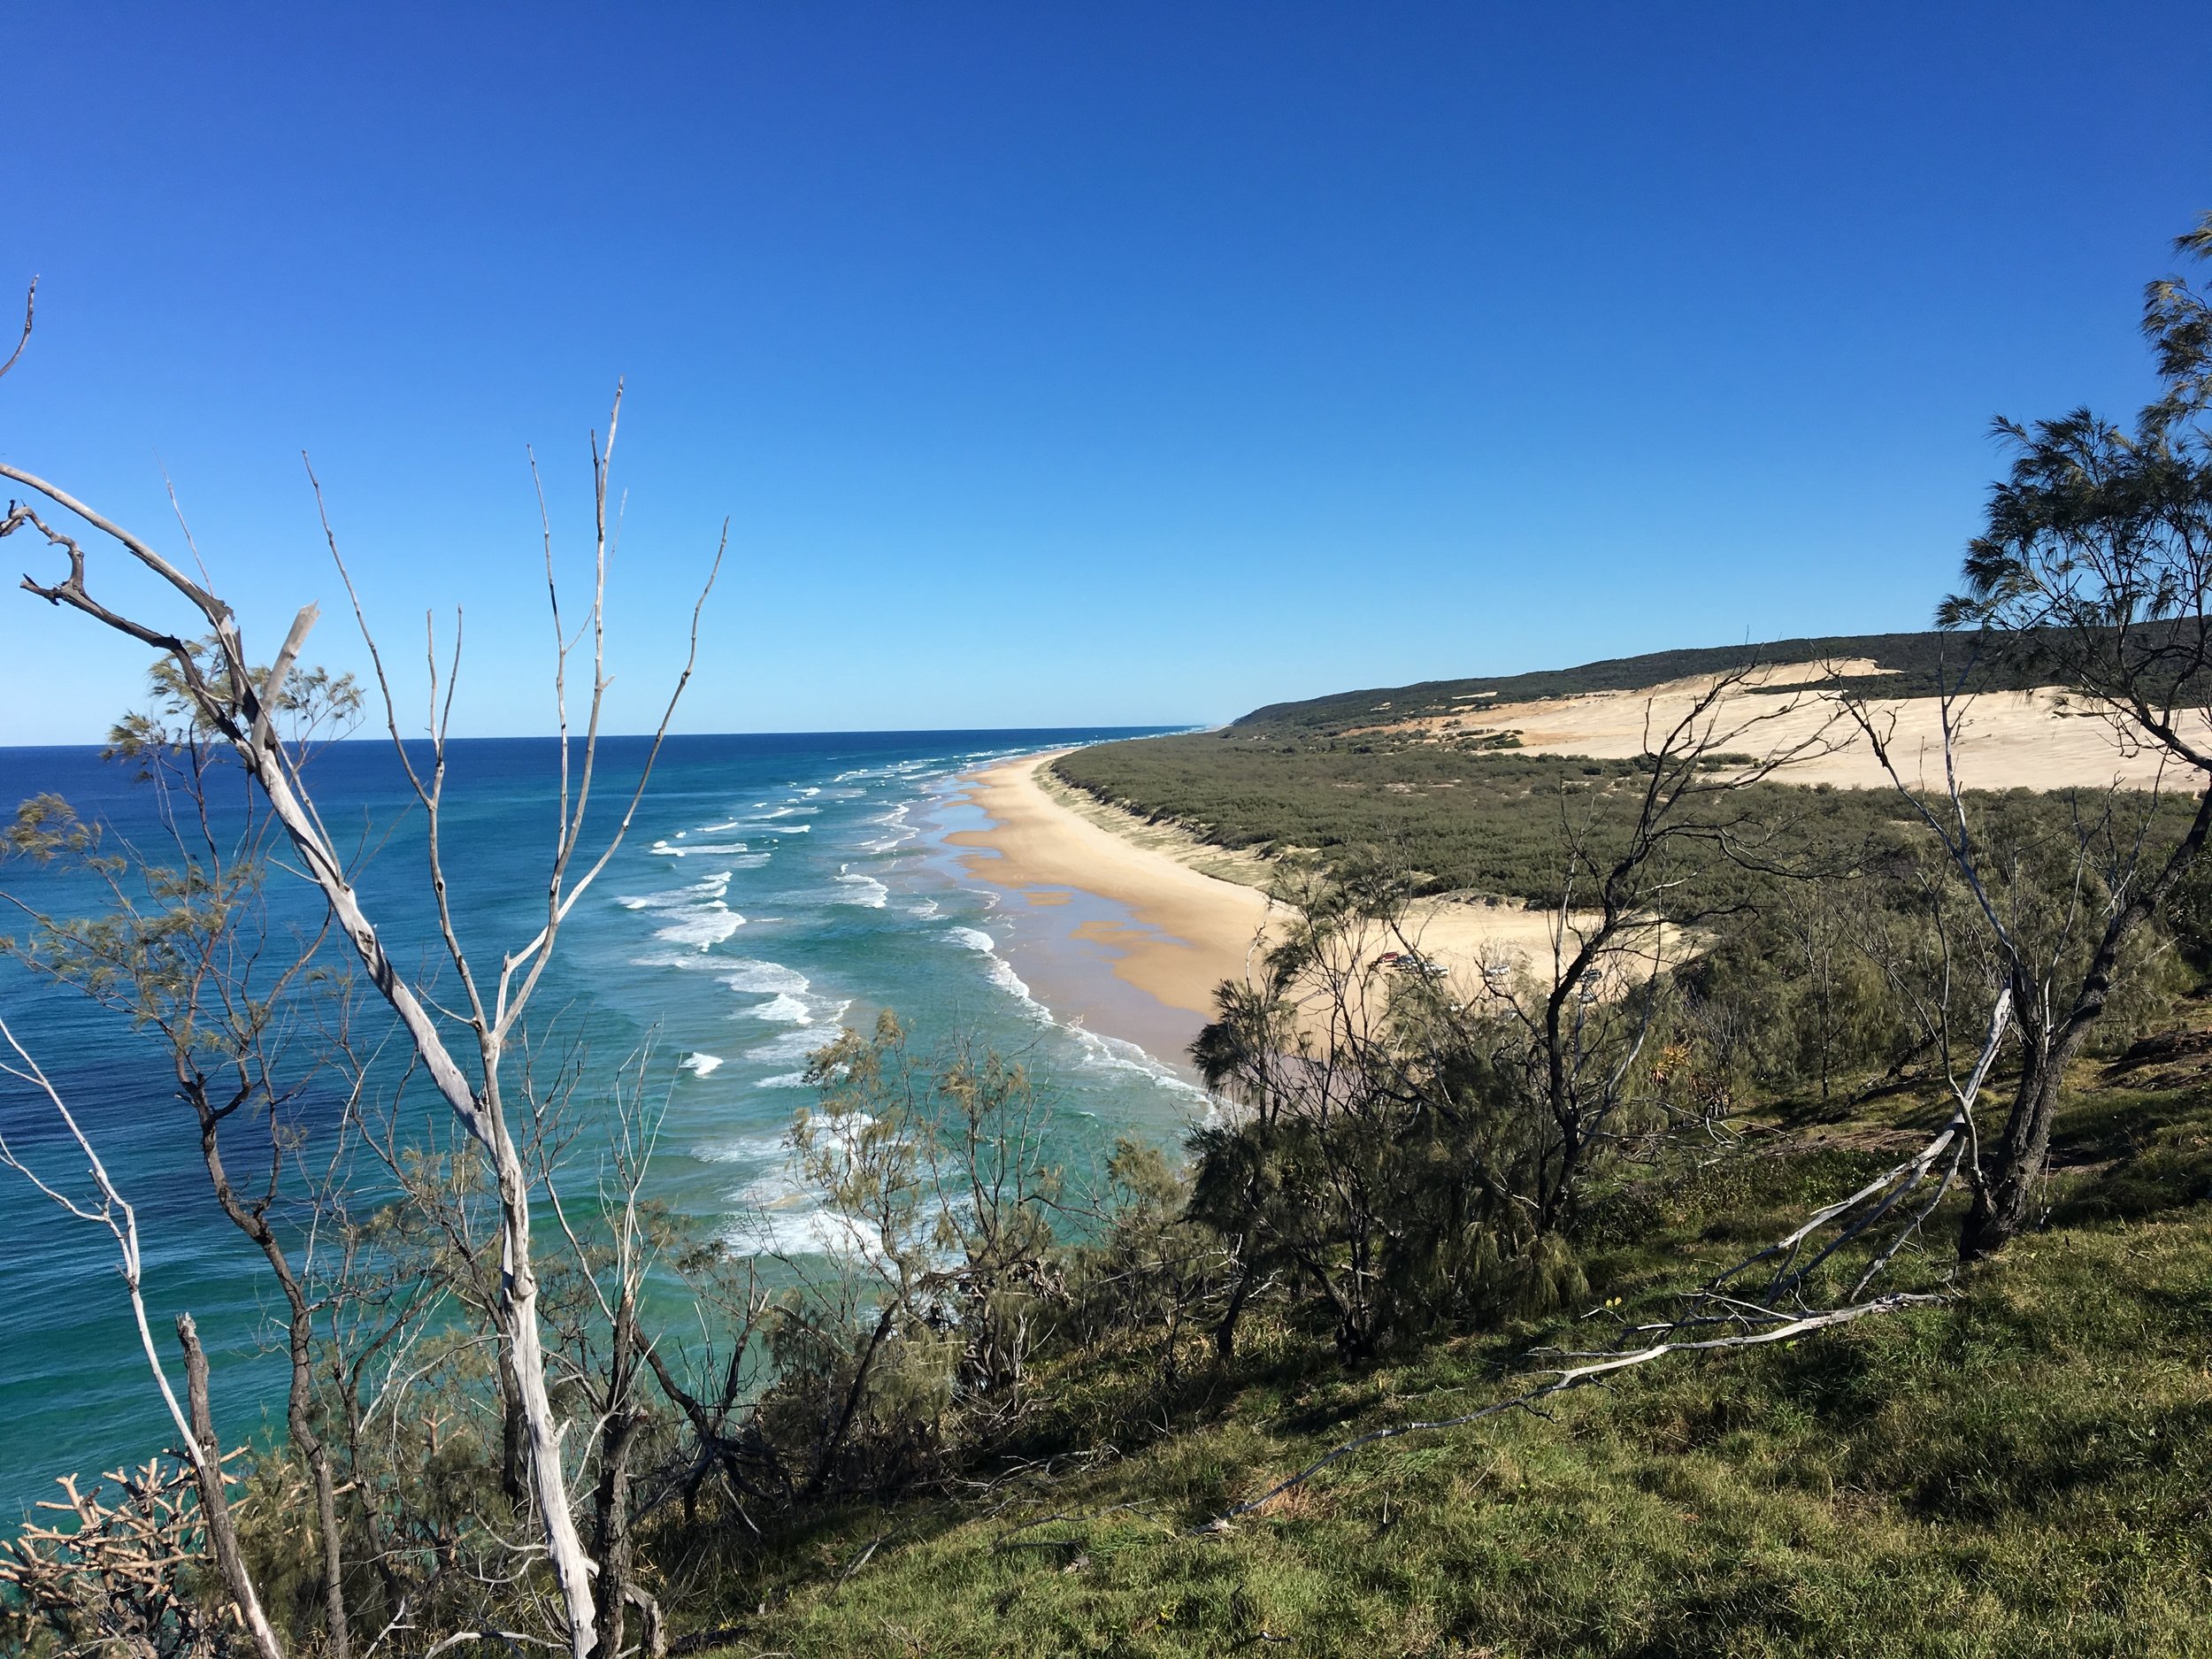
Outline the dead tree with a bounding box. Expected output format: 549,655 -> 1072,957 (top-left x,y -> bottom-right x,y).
0,1019 -> 286,1659
1481,664 -> 1842,1233
1199,980 -> 2020,1526
2,1457 -> 242,1659
1184,669 -> 1844,1355
2,288 -> 724,1658
541,1047 -> 666,1659
4,680 -> 365,1657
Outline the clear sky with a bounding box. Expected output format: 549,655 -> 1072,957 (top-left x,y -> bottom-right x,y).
3,3 -> 2209,743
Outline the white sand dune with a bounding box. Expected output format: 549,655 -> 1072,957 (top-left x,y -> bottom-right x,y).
1378,670 -> 2211,793
952,680 -> 2208,1044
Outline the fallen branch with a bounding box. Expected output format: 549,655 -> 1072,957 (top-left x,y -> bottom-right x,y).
1205,1291 -> 1940,1526
1708,987 -> 2012,1306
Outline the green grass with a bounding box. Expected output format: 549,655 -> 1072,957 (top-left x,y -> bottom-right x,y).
673,1063 -> 2212,1658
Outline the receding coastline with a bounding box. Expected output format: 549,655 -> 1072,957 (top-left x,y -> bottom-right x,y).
948,657 -> 2212,1075
948,750 -> 1274,1024
948,749 -> 1571,1062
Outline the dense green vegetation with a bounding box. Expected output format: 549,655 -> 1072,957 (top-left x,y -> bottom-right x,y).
679,1035 -> 2212,1658
1053,731 -> 2201,912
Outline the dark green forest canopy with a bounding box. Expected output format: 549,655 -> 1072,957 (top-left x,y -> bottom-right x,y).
1230,628 -> 2065,737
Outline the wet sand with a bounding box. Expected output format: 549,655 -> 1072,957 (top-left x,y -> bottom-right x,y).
948,752 -> 1274,1022
947,752 -> 1575,1060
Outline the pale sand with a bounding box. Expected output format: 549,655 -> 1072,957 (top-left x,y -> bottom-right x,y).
953,678 -> 2200,1048
1375,672 -> 2212,792
949,753 -> 1274,1018
950,753 -> 1570,1022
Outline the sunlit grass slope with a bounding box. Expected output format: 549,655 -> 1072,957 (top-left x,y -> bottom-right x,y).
683,1041 -> 2212,1658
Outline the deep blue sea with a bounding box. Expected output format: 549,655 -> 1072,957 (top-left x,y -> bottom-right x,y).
0,729 -> 1206,1517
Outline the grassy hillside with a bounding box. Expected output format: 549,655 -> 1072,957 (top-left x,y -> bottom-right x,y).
690,1037 -> 2212,1657
1232,629 -> 2052,738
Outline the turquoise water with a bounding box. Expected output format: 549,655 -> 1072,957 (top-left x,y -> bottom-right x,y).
0,729 -> 1206,1517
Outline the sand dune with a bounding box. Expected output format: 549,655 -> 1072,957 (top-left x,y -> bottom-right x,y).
1380,672 -> 2211,793
951,680 -> 2208,1050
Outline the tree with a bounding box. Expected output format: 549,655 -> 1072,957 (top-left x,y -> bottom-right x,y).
4,653 -> 365,1658
1857,208 -> 2212,1259
2,287 -> 724,1657
0,1020 -> 285,1659
1188,669 -> 1843,1356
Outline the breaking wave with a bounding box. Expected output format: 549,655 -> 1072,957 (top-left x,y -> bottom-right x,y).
654,903 -> 745,950
833,870 -> 889,907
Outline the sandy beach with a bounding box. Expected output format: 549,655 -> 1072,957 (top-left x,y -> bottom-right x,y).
948,670 -> 2191,1068
949,752 -> 1275,1021
949,752 -> 1571,1049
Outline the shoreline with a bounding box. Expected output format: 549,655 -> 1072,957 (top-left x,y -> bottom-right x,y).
947,749 -> 1573,1066
948,751 -> 1275,1040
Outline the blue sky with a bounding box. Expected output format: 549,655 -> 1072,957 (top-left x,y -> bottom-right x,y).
2,3 -> 2208,742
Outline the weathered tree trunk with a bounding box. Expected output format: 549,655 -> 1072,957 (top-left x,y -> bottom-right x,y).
1,382 -> 719,1659
1958,784 -> 2212,1261
1959,1048 -> 2065,1259
187,1080 -> 349,1658
591,1289 -> 643,1659
1212,1241 -> 1251,1366
177,1316 -> 288,1659
490,1122 -> 601,1657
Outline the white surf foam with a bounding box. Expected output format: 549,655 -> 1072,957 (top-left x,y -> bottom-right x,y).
655,903 -> 745,950
1069,1025 -> 1211,1102
631,949 -> 736,972
941,926 -> 1048,1021
748,1027 -> 833,1064
719,960 -> 810,996
748,992 -> 812,1024
695,1133 -> 780,1167
726,1196 -> 877,1261
679,1052 -> 726,1078
618,871 -> 733,910
833,871 -> 889,908
984,954 -> 1050,1022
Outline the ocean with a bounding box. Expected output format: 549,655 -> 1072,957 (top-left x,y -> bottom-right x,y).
0,728 -> 1206,1517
